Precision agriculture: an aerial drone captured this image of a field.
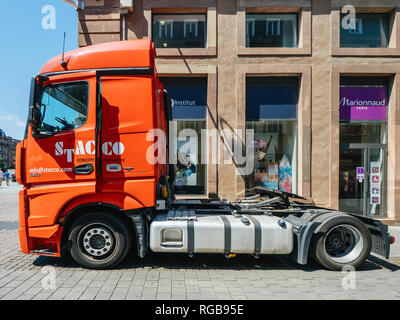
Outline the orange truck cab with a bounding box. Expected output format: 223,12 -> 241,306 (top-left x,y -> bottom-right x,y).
16,40 -> 393,270
17,40 -> 170,267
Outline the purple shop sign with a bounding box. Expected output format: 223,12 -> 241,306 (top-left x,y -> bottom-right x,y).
340,87 -> 387,121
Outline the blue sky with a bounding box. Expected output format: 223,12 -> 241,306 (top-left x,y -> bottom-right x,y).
0,0 -> 78,140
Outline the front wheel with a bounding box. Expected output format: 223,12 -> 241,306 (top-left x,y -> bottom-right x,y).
311,215 -> 371,271
68,212 -> 131,269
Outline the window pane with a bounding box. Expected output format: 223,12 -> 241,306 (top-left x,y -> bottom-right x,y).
161,77 -> 207,195
246,13 -> 298,48
175,121 -> 207,195
39,82 -> 89,134
246,77 -> 298,120
245,77 -> 298,194
246,121 -> 297,193
340,122 -> 387,144
340,13 -> 390,48
153,14 -> 207,48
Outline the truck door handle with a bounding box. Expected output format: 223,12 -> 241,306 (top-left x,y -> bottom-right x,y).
73,163 -> 94,175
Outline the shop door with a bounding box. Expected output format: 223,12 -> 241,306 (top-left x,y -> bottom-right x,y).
339,144 -> 386,217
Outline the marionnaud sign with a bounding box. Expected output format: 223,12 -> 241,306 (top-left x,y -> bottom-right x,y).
340,87 -> 387,121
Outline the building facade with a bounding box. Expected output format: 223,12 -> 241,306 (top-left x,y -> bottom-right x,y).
0,129 -> 19,169
77,0 -> 400,224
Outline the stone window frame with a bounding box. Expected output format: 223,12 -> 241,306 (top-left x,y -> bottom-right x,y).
157,64 -> 217,198
236,1 -> 312,56
331,7 -> 400,56
236,64 -> 311,199
330,65 -> 400,221
143,1 -> 217,57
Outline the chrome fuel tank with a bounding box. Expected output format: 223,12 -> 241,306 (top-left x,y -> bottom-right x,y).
149,213 -> 293,255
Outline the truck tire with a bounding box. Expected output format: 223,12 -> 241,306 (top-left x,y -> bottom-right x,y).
311,215 -> 371,271
68,212 -> 131,269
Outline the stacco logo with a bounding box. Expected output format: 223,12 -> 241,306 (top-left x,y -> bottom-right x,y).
55,141 -> 125,162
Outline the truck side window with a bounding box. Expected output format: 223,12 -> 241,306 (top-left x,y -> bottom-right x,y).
39,81 -> 89,134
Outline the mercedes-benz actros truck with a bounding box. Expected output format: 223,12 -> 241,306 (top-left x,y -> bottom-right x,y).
16,40 -> 394,270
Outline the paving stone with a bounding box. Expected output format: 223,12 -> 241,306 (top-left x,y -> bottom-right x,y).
94,292 -> 112,300
79,287 -> 101,300
110,287 -> 128,300
0,224 -> 399,301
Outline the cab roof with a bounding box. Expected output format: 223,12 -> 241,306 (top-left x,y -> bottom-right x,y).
40,39 -> 155,75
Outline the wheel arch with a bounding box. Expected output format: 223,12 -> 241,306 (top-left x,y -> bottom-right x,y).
59,202 -> 147,259
287,211 -> 356,265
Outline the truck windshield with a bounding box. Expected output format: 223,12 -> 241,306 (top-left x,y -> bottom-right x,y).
37,81 -> 89,135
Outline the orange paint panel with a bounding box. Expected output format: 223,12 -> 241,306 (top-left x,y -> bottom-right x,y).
19,228 -> 29,254
101,133 -> 155,179
101,76 -> 154,135
101,179 -> 156,208
18,188 -> 27,227
27,182 -> 96,227
59,191 -> 146,220
25,73 -> 98,185
40,40 -> 153,75
15,142 -> 24,184
28,225 -> 59,239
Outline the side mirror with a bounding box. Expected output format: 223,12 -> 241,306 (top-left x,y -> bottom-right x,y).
163,89 -> 172,121
28,76 -> 47,136
27,78 -> 40,135
29,106 -> 41,135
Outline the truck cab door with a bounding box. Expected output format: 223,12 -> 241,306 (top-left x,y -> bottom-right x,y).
25,72 -> 98,185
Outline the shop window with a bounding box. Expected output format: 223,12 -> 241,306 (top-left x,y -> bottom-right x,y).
153,14 -> 207,48
161,77 -> 207,195
245,13 -> 298,48
245,77 -> 298,194
339,76 -> 389,217
340,13 -> 390,48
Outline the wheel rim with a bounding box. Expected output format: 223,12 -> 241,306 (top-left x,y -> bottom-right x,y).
323,224 -> 364,264
80,223 -> 115,259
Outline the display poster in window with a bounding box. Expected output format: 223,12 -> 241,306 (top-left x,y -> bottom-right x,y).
279,154 -> 292,193
175,137 -> 197,187
356,166 -> 365,182
370,161 -> 381,205
252,133 -> 292,191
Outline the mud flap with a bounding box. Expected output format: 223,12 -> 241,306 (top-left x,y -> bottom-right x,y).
126,211 -> 148,258
349,214 -> 391,259
284,215 -> 321,265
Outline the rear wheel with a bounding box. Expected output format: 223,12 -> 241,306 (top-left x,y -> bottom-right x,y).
68,212 -> 131,269
311,215 -> 371,271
